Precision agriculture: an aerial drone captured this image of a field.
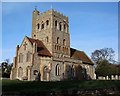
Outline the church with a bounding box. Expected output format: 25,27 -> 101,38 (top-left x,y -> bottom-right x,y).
10,8 -> 95,81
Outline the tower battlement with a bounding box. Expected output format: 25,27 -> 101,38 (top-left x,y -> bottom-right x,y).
35,9 -> 68,23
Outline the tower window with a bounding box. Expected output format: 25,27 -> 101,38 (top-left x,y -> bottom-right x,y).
37,24 -> 40,29
64,24 -> 66,31
55,20 -> 57,29
46,36 -> 49,43
59,22 -> 62,31
46,20 -> 49,26
63,39 -> 66,46
26,67 -> 29,76
57,37 -> 60,44
41,23 -> 44,29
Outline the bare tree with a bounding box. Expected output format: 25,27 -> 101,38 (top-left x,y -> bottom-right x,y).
91,48 -> 115,65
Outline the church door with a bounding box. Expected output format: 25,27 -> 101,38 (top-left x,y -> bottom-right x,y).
43,66 -> 47,81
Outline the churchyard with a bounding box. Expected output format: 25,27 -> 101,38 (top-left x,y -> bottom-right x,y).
2,79 -> 120,96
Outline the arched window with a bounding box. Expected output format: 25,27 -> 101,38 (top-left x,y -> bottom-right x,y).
46,36 -> 49,43
63,39 -> 66,46
19,53 -> 23,63
37,23 -> 40,29
18,67 -> 23,77
43,66 -> 48,80
64,24 -> 66,31
55,20 -> 57,29
57,37 -> 60,44
59,22 -> 62,31
46,20 -> 49,26
41,23 -> 44,29
26,67 -> 29,76
56,64 -> 60,76
27,52 -> 32,62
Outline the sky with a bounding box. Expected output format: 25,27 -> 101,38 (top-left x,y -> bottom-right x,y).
1,2 -> 118,63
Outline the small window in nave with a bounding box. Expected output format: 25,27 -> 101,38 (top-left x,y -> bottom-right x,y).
46,36 -> 49,43
55,20 -> 57,29
41,23 -> 44,29
57,37 -> 60,44
64,24 -> 66,31
37,24 -> 40,29
46,20 -> 49,26
59,22 -> 62,31
63,39 -> 66,46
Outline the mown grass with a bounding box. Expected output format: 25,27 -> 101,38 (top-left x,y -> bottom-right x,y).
2,80 -> 120,92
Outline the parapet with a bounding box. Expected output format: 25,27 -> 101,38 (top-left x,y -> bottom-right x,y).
37,9 -> 68,22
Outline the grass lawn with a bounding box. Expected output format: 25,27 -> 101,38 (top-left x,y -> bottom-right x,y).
2,80 -> 120,92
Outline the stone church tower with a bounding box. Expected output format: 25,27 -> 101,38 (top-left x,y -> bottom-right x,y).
31,9 -> 70,58
10,8 -> 96,81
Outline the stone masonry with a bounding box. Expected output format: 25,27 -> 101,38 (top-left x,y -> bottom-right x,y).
10,8 -> 96,81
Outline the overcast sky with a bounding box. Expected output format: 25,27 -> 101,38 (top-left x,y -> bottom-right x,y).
2,2 -> 118,63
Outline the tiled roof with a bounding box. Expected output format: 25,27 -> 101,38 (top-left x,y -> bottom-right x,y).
70,48 -> 94,65
27,37 -> 52,57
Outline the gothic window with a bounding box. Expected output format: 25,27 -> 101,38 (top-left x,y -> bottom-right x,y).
56,64 -> 60,76
18,67 -> 23,77
26,68 -> 29,76
46,20 -> 49,26
43,66 -> 48,80
55,20 -> 57,29
46,36 -> 49,43
63,39 -> 66,46
37,23 -> 40,29
57,37 -> 60,44
27,52 -> 32,62
41,23 -> 44,29
19,53 -> 23,63
64,24 -> 66,31
59,22 -> 62,31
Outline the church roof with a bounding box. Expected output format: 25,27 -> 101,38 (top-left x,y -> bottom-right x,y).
70,48 -> 94,65
27,37 -> 52,57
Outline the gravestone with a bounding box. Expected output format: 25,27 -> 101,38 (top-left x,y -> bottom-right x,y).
106,76 -> 109,80
111,75 -> 114,80
103,77 -> 105,80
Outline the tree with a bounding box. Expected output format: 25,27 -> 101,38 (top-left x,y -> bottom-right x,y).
91,48 -> 116,78
1,59 -> 13,78
91,48 -> 115,66
96,59 -> 116,77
